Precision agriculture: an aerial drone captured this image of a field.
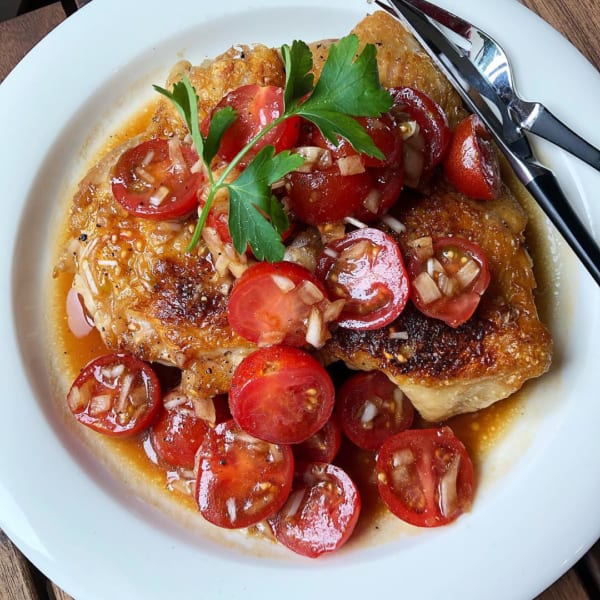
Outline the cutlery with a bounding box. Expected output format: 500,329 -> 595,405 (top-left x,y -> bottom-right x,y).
377,0 -> 600,286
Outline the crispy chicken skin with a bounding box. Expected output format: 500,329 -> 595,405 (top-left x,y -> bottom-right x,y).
59,11 -> 551,421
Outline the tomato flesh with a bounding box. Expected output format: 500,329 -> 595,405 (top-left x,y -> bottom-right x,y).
316,227 -> 410,330
443,114 -> 501,200
338,371 -> 414,450
206,84 -> 301,163
227,261 -> 335,348
196,420 -> 294,529
407,236 -> 491,328
67,353 -> 161,437
269,462 -> 361,558
376,427 -> 474,527
229,346 -> 335,445
111,138 -> 202,219
150,401 -> 209,469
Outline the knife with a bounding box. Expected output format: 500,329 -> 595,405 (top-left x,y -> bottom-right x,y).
376,0 -> 600,286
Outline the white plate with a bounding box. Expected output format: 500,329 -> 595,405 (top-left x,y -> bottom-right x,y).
1,0 -> 599,598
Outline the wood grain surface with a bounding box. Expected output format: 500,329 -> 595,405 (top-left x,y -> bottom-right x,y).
0,1 -> 598,599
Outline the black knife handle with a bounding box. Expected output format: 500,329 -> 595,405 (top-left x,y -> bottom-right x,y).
526,171 -> 600,286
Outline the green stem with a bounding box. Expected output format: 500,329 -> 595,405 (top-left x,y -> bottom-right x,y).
185,115 -> 288,253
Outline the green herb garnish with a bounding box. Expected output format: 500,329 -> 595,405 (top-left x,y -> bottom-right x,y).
154,34 -> 392,262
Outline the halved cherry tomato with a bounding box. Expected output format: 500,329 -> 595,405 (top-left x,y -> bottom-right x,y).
316,227 -> 410,330
443,114 -> 502,200
195,419 -> 294,529
406,235 -> 491,328
293,416 -> 342,464
376,427 -> 474,527
286,167 -> 373,225
337,371 -> 414,450
389,86 -> 451,182
111,138 -> 202,219
227,261 -> 335,348
150,402 -> 209,469
67,353 -> 161,437
205,84 -> 301,163
286,119 -> 403,225
229,346 -> 335,444
268,462 -> 361,558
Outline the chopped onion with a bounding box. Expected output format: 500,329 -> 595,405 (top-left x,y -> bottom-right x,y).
322,298 -> 345,322
438,455 -> 461,517
271,274 -> 296,293
413,271 -> 443,304
114,373 -> 134,413
437,272 -> 458,297
66,287 -> 94,338
381,214 -> 406,233
89,393 -> 113,416
135,166 -> 156,184
296,280 -> 325,305
426,257 -> 444,277
408,236 -> 434,261
323,247 -> 339,260
149,186 -> 170,207
167,137 -> 186,173
389,330 -> 409,341
305,307 -> 326,348
360,400 -> 379,424
403,132 -> 425,187
336,155 -> 365,176
343,216 -> 368,229
141,150 -> 155,167
362,189 -> 381,214
226,497 -> 237,524
294,146 -> 333,172
455,259 -> 481,288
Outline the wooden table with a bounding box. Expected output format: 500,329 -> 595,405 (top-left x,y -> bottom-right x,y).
0,1 -> 599,598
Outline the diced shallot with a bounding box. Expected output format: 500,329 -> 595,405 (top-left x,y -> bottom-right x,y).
455,259 -> 481,288
413,271 -> 443,304
336,155 -> 365,176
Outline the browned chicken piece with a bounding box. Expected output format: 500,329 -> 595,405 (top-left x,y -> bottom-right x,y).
59,11 -> 551,423
322,181 -> 552,421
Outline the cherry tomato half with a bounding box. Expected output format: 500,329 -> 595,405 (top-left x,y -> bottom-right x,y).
206,84 -> 301,163
229,345 -> 335,445
376,427 -> 474,527
111,138 -> 202,219
443,114 -> 502,200
406,236 -> 491,328
196,420 -> 294,529
389,87 -> 451,181
316,227 -> 410,330
337,371 -> 414,451
67,353 -> 161,437
269,462 -> 361,558
227,261 -> 333,348
150,402 -> 209,469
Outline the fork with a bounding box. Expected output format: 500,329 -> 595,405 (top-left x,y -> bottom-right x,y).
383,0 -> 600,171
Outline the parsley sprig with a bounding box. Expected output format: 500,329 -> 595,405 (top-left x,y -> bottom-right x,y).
154,34 -> 392,262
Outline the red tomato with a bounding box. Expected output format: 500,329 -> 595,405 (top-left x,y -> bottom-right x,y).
293,416 -> 342,463
376,427 -> 474,527
286,167 -> 373,225
389,86 -> 451,181
229,346 -> 335,444
286,118 -> 404,225
316,227 -> 410,330
196,420 -> 294,529
407,236 -> 491,328
67,353 -> 161,437
150,403 -> 209,469
337,371 -> 414,450
207,85 -> 301,163
111,138 -> 202,219
443,114 -> 502,199
227,261 -> 334,348
269,462 -> 361,558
